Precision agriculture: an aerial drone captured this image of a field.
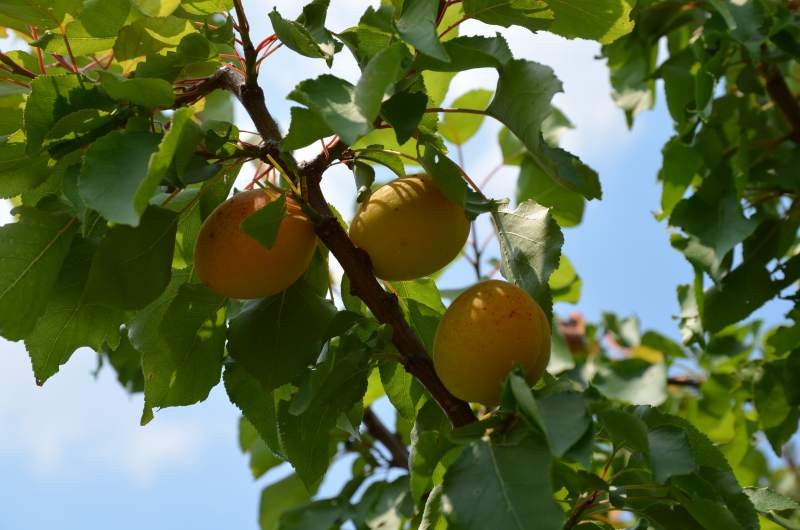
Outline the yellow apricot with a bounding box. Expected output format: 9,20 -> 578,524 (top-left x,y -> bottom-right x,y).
348,175 -> 470,281
433,280 -> 551,406
194,189 -> 317,299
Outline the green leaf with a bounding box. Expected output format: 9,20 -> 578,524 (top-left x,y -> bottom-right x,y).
658,137 -> 702,218
380,360 -> 426,420
548,254 -> 581,303
0,134 -> 50,198
596,407 -> 650,452
227,280 -> 337,392
498,127 -> 526,165
516,155 -> 586,227
130,0 -> 181,17
670,189 -> 757,277
702,262 -> 778,334
147,107 -> 204,187
79,0 -> 130,37
592,359 -> 667,406
354,42 -> 408,125
546,0 -> 635,44
354,148 -> 406,179
225,363 -> 284,458
397,0 -> 450,62
439,90 -> 493,145
24,75 -> 112,155
533,140 -> 602,200
410,403 -> 454,503
114,16 -> 196,61
289,75 -> 367,145
83,206 -> 177,310
278,323 -> 374,488
79,130 -> 162,226
601,35 -> 657,127
0,207 -> 76,340
240,193 -> 287,250
354,475 -> 414,528
281,107 -> 333,151
0,0 -> 74,31
745,487 -> 800,513
239,417 -> 282,479
181,0 -> 232,15
259,475 -> 312,530
441,430 -> 563,530
381,91 -> 428,145
38,21 -> 115,55
462,0 -> 552,32
280,498 -> 355,530
420,143 -> 468,206
505,371 -> 548,435
419,484 -> 447,530
412,35 -> 513,72
392,277 -> 446,350
648,425 -> 696,483
269,0 -> 339,66
539,391 -> 591,457
487,60 -> 562,156
98,72 -> 175,108
754,360 -> 794,430
493,200 -> 563,319
140,282 -> 226,421
103,332 -> 144,393
25,239 -> 125,384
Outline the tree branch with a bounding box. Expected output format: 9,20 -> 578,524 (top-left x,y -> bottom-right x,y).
762,62 -> 800,144
199,3 -> 477,428
299,145 -> 476,427
231,0 -> 293,155
363,407 -> 409,469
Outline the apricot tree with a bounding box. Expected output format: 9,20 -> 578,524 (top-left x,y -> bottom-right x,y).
0,1 -> 799,529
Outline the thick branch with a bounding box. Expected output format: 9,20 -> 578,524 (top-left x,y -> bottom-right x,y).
231,0 -> 291,152
301,149 -> 475,427
762,62 -> 800,144
201,7 -> 476,427
363,408 -> 409,469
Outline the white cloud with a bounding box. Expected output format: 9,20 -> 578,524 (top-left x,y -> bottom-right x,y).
0,339 -> 235,486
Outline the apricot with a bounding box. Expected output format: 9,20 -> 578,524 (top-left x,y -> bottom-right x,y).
348,175 -> 470,281
433,280 -> 551,406
194,189 -> 317,299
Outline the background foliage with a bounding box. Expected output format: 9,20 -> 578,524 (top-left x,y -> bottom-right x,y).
0,0 -> 799,529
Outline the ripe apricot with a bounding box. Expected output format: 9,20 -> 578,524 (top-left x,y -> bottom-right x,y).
348,175 -> 470,281
433,280 -> 551,406
194,189 -> 317,299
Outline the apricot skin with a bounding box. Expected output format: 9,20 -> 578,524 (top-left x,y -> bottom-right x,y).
348,175 -> 470,281
433,280 -> 551,406
194,189 -> 317,299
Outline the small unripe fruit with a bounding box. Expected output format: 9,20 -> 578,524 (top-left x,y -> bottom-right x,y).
194,189 -> 317,299
433,280 -> 551,406
349,175 -> 470,281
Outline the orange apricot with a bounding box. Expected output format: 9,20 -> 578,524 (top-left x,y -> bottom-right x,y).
194,189 -> 317,299
433,280 -> 551,406
348,175 -> 470,281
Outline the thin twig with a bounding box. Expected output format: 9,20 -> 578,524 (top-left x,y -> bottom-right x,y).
0,51 -> 36,78
363,408 -> 409,469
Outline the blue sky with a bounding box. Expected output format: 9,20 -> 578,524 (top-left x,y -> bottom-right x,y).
0,2 -> 794,529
